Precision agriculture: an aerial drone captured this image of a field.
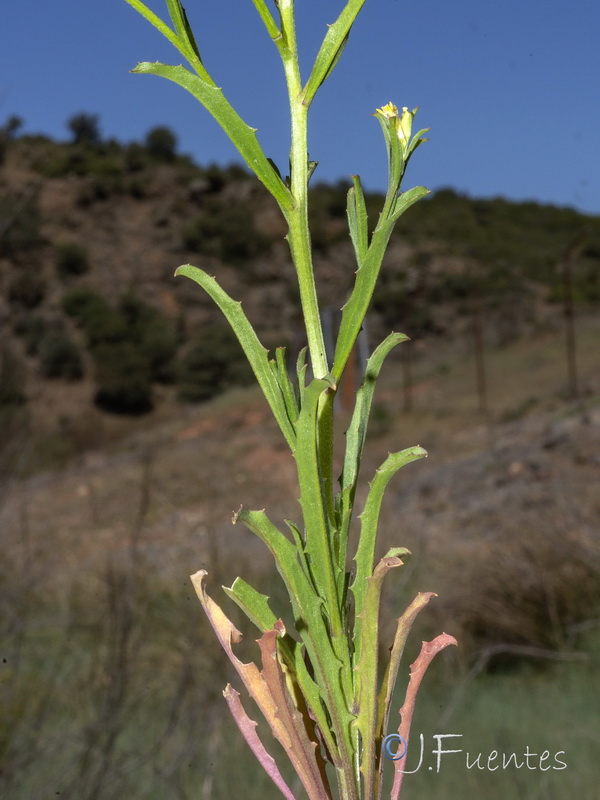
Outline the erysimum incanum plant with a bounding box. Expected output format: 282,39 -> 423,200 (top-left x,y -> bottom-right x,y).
125,2 -> 457,798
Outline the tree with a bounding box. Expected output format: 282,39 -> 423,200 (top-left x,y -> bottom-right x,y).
145,125 -> 177,161
93,342 -> 152,414
67,113 -> 101,146
4,115 -> 23,138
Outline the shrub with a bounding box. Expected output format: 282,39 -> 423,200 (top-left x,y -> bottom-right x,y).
8,270 -> 45,308
64,289 -> 178,388
118,294 -> 177,382
84,304 -> 129,347
55,242 -> 89,277
0,117 -> 19,165
12,315 -> 47,356
93,342 -> 152,414
0,345 -> 26,406
62,287 -> 105,320
202,163 -> 226,193
0,190 -> 43,256
145,125 -> 177,161
63,289 -> 127,346
2,114 -> 23,138
39,331 -> 84,380
177,323 -> 253,403
67,113 -> 101,146
126,176 -> 150,199
124,142 -> 147,171
182,198 -> 270,264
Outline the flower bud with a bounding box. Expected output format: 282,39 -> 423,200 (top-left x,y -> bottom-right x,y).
375,102 -> 419,149
397,106 -> 416,147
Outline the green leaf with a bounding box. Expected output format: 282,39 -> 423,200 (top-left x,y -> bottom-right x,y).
233,508 -> 350,764
223,577 -> 278,631
295,378 -> 340,619
248,0 -> 282,42
194,571 -> 334,797
390,185 -> 431,223
353,553 -> 406,799
175,265 -> 295,449
224,574 -> 335,762
285,520 -> 311,580
124,0 -> 182,55
375,112 -> 403,200
346,175 -> 369,266
165,0 -> 202,61
294,380 -> 355,720
302,0 -> 367,106
337,333 -> 408,551
125,0 -> 207,80
351,447 -> 427,641
332,185 -> 429,382
271,347 -> 299,424
295,347 -> 308,411
132,62 -> 293,212
331,222 -> 393,382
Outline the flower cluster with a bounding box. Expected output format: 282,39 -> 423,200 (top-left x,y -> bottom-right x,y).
375,102 -> 418,147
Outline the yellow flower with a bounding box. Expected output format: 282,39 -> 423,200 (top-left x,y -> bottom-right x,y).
375,103 -> 418,148
376,102 -> 399,119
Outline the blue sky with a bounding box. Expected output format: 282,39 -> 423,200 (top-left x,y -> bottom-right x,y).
2,0 -> 599,214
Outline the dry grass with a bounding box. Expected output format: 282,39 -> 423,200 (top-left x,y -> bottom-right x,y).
1,313 -> 599,797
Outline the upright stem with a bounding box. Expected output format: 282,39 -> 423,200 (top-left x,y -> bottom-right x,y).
279,0 -> 328,381
279,0 -> 335,520
279,7 -> 356,798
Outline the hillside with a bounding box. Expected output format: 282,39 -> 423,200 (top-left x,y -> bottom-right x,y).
2,117 -> 600,478
1,117 -> 600,799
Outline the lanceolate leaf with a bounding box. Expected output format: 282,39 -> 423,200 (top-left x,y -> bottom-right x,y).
353,553 -> 406,800
191,570 -> 290,744
233,508 -> 352,767
223,576 -> 277,632
224,685 -> 298,800
165,0 -> 201,61
302,0 -> 367,106
125,0 -> 183,57
346,175 -> 369,266
295,347 -> 308,412
132,62 -> 294,212
271,347 -> 299,424
258,626 -> 332,800
175,265 -> 296,450
193,575 -> 329,800
248,0 -> 282,43
351,447 -> 428,639
332,185 -> 429,382
293,379 -> 356,736
389,634 -> 458,800
224,574 -> 337,760
294,378 -> 341,623
391,184 -> 430,224
374,591 -> 436,799
337,332 -> 408,554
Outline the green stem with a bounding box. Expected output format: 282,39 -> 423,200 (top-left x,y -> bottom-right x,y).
317,388 -> 335,521
278,9 -> 357,797
279,0 -> 328,380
